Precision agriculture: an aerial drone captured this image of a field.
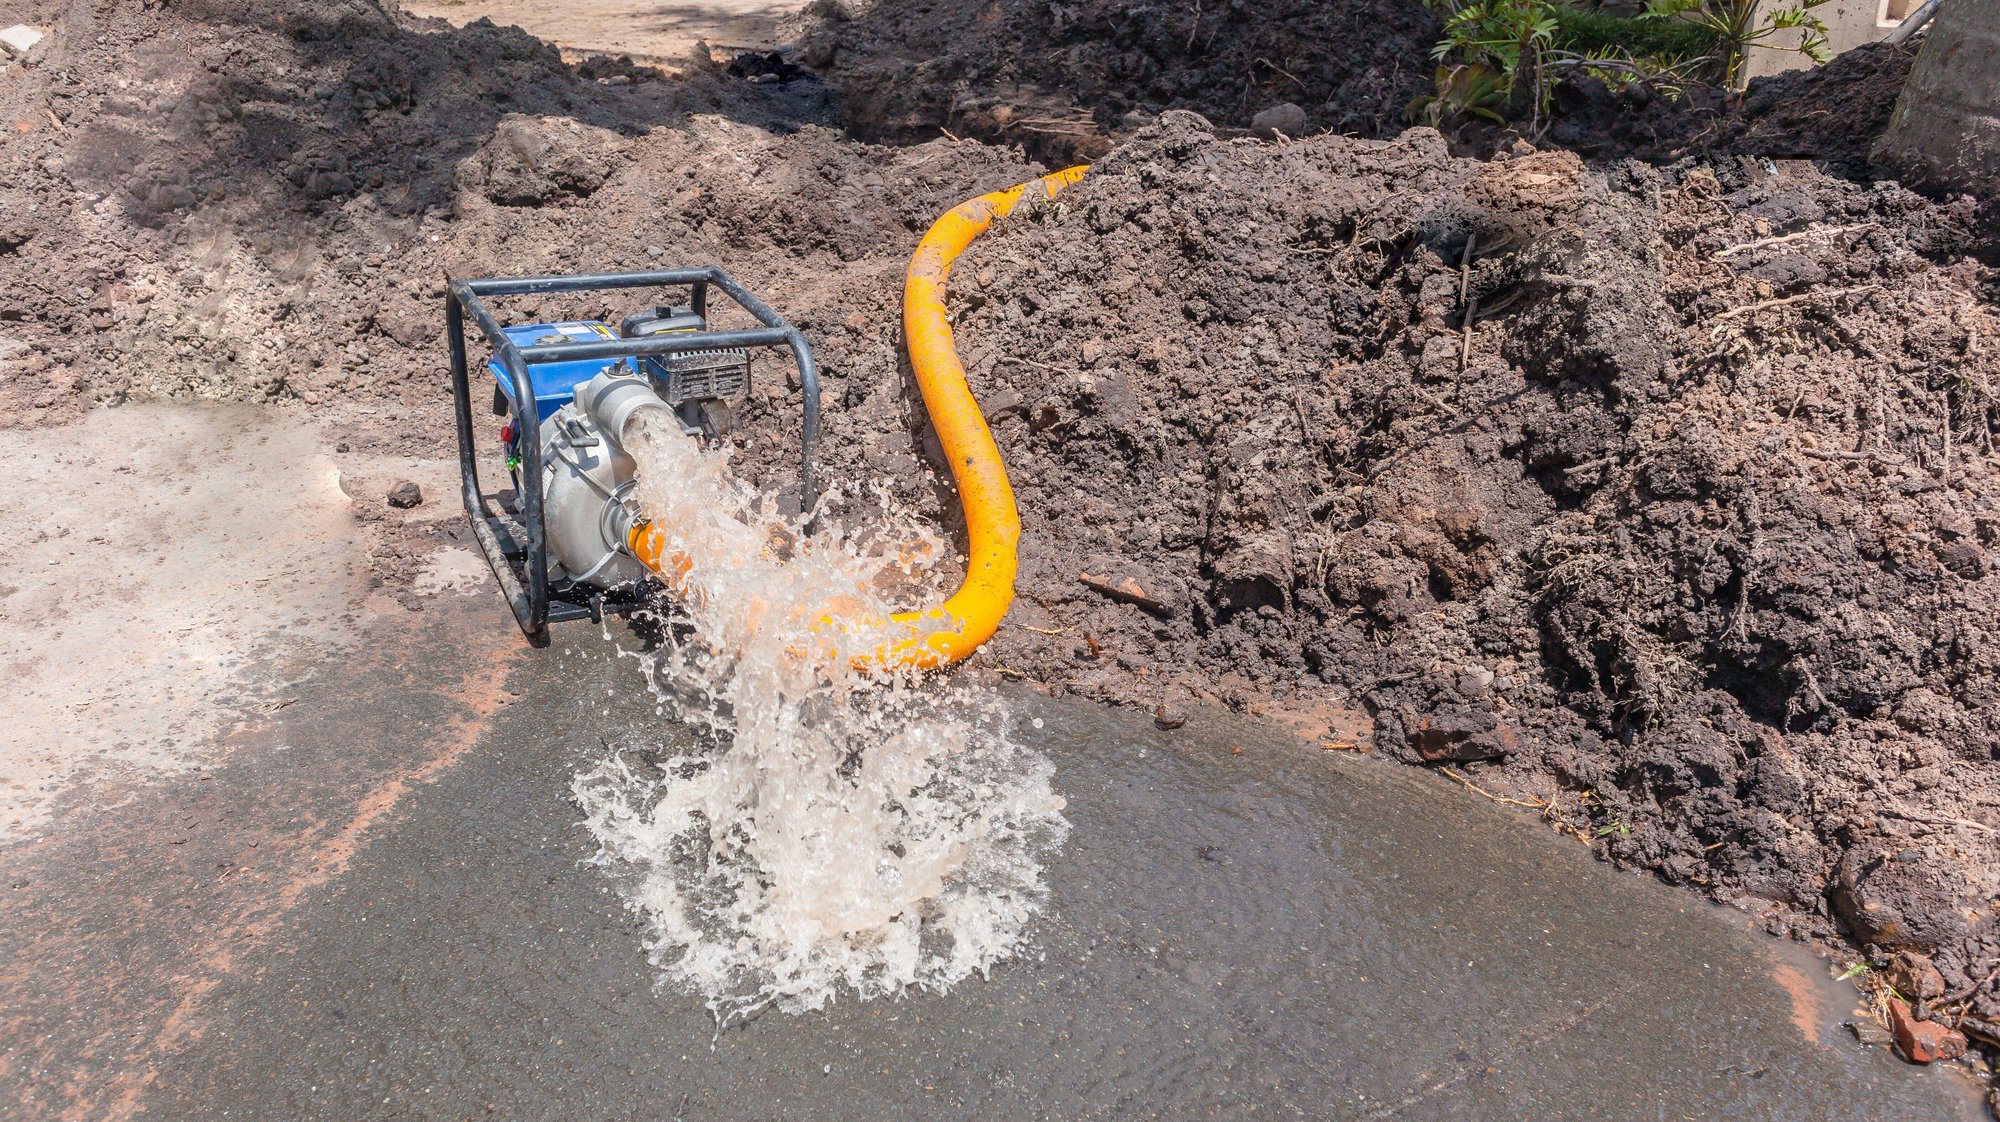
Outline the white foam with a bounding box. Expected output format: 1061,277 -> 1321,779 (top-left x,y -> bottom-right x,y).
572,415 -> 1067,1023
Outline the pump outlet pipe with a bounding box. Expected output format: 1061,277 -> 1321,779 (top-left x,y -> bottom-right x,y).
623,165 -> 1090,670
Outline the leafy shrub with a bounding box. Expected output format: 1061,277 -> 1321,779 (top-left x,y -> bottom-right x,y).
1414,0 -> 1830,133
1552,5 -> 1720,60
1642,0 -> 1831,88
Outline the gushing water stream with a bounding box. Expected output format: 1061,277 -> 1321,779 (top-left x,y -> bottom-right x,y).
572,416 -> 1068,1022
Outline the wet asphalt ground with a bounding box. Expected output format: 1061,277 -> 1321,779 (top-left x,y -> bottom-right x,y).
1,595 -> 1984,1121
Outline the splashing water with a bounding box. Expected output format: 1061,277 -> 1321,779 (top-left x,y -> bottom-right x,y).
571,414 -> 1068,1023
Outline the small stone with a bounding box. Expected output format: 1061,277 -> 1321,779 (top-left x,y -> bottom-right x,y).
1455,665 -> 1494,699
1250,102 -> 1307,139
982,388 -> 1025,422
0,24 -> 45,57
1888,951 -> 1948,1002
386,480 -> 423,509
1887,998 -> 1967,1064
1154,702 -> 1188,731
1846,1019 -> 1895,1047
335,442 -> 351,453
799,37 -> 838,69
1936,539 -> 1985,578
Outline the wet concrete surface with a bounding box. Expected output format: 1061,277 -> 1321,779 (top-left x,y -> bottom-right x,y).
1,601 -> 1984,1121
0,404 -> 378,842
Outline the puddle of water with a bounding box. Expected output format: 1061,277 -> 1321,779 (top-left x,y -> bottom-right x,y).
973,694 -> 1992,1121
572,416 -> 1068,1022
93,618 -> 1985,1121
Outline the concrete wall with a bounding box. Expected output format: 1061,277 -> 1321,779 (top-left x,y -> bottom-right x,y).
1875,0 -> 2000,193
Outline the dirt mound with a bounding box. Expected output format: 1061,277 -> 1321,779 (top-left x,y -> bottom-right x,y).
795,0 -> 1920,174
762,112 -> 2000,1023
1542,41 -> 1921,167
2,0 -> 621,419
790,0 -> 1438,159
0,0 -> 1021,444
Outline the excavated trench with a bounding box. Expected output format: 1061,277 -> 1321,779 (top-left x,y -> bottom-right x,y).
3,0 -> 1999,1083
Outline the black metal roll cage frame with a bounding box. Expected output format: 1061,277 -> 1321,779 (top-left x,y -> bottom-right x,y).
446,267 -> 821,645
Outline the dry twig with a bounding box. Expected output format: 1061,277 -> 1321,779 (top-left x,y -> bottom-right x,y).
1440,766 -> 1548,809
1798,446 -> 1904,465
1458,232 -> 1477,373
1715,222 -> 1878,258
1711,284 -> 1881,324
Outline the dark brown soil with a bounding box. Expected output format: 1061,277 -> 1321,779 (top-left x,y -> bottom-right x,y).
0,0 -> 1021,444
1540,41 -> 1922,167
8,0 -> 2000,1065
788,0 -> 1440,160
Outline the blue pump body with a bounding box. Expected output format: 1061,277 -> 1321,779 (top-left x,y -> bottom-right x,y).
486,321 -> 627,425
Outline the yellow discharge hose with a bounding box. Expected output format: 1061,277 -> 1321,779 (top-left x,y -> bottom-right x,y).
627,165 -> 1090,671
874,164 -> 1090,668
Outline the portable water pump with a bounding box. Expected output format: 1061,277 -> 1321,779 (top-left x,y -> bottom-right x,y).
447,268 -> 821,644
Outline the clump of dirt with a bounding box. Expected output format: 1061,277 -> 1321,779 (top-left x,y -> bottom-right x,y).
753,111 -> 2000,1033
789,0 -> 1439,159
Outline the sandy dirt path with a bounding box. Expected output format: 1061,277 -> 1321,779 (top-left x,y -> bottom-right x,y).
401,0 -> 796,63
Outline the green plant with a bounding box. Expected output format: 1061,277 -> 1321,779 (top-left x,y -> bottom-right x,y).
1553,4 -> 1720,58
1642,0 -> 1831,87
1406,62 -> 1513,129
1423,0 -> 1716,133
1422,0 -> 1805,131
1837,962 -> 1870,981
1426,0 -> 1563,129
1594,820 -> 1631,838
